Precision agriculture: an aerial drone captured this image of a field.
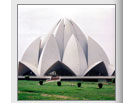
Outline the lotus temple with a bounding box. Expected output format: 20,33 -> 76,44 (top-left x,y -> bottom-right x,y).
18,18 -> 115,77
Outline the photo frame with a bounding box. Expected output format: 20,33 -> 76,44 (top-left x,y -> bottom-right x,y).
11,0 -> 123,103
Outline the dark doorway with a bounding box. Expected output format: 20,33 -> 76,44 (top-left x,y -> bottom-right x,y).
112,71 -> 115,76
44,61 -> 76,76
85,62 -> 108,76
18,62 -> 36,76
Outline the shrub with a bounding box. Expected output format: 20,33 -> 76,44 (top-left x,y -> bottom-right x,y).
57,81 -> 61,86
25,75 -> 30,80
39,80 -> 43,85
77,83 -> 81,87
112,78 -> 115,83
98,83 -> 103,88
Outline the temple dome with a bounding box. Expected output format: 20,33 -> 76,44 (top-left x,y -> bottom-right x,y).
18,18 -> 115,76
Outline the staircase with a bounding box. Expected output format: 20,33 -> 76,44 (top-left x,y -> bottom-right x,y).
45,76 -> 60,84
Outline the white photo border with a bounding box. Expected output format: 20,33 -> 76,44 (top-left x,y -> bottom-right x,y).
11,0 -> 123,103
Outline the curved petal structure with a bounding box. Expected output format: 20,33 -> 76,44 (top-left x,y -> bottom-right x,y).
107,64 -> 115,76
63,35 -> 87,76
84,61 -> 108,76
18,61 -> 38,76
64,18 -> 74,49
44,61 -> 76,76
54,19 -> 65,59
38,34 -> 61,76
88,36 -> 110,67
38,39 -> 42,62
19,18 -> 114,77
21,37 -> 41,68
70,19 -> 88,60
41,19 -> 61,50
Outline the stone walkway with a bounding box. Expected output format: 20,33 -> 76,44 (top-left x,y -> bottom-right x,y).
44,77 -> 61,84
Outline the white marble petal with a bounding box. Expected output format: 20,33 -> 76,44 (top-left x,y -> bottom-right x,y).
63,18 -> 74,49
88,36 -> 110,75
41,19 -> 61,50
63,35 -> 87,76
70,19 -> 88,60
19,61 -> 39,76
88,36 -> 110,66
54,19 -> 65,59
21,37 -> 41,68
38,34 -> 61,76
83,61 -> 102,75
107,64 -> 115,76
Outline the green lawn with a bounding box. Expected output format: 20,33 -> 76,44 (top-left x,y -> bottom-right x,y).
18,80 -> 115,100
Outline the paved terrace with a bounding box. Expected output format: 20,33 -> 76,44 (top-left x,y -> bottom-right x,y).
18,76 -> 115,81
